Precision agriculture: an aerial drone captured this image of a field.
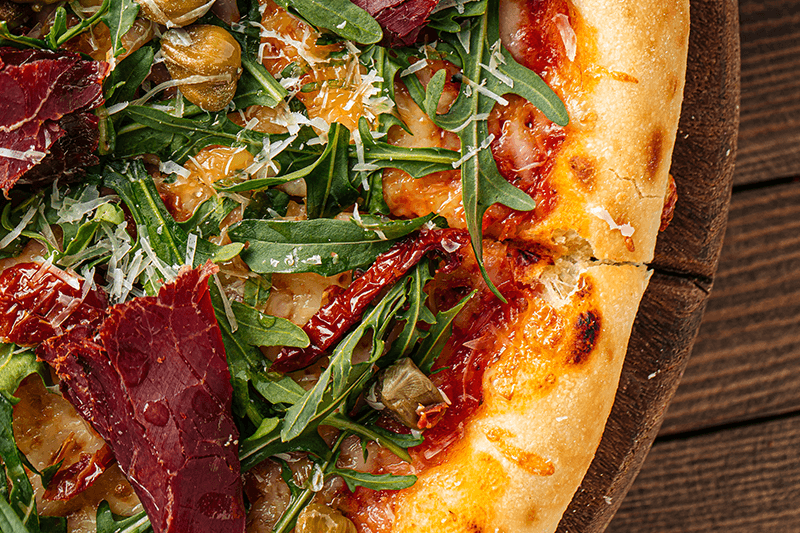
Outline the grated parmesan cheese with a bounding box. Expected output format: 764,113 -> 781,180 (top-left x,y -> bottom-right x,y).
589,206 -> 635,237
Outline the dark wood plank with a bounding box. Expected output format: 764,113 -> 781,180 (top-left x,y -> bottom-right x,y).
558,273 -> 709,532
608,413 -> 800,532
659,180 -> 800,435
652,0 -> 738,279
734,0 -> 800,185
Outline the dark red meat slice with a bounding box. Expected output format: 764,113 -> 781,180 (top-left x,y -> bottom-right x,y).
0,262 -> 107,346
0,47 -> 108,193
273,228 -> 469,373
39,263 -> 246,533
351,0 -> 438,46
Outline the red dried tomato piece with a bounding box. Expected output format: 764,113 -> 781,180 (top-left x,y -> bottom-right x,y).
272,228 -> 470,373
0,262 -> 107,346
43,445 -> 115,502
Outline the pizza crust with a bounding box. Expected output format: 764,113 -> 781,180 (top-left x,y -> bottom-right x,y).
505,0 -> 689,263
388,262 -> 650,533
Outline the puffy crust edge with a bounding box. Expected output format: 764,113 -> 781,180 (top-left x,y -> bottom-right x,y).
567,0 -> 689,262
391,263 -> 651,533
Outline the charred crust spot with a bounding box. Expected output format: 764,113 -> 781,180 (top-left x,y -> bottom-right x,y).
645,129 -> 665,182
568,310 -> 601,365
569,155 -> 596,189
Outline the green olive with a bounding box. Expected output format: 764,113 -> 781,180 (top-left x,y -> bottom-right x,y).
161,25 -> 242,112
135,0 -> 213,27
296,503 -> 357,533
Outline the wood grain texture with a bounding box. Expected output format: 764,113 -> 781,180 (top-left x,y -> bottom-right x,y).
651,0 -> 739,279
659,180 -> 800,436
608,413 -> 800,532
734,0 -> 800,185
558,274 -> 710,533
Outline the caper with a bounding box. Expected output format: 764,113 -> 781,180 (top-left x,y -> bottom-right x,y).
376,357 -> 449,429
161,25 -> 242,112
296,503 -> 357,533
135,0 -> 214,27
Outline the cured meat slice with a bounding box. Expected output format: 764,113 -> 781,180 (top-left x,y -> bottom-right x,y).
39,263 -> 245,533
351,0 -> 438,46
0,47 -> 108,192
273,228 -> 469,373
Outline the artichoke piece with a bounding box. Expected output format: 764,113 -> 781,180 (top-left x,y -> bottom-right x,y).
296,503 -> 357,533
376,357 -> 449,430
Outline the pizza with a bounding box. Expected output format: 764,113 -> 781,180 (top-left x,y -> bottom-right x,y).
0,0 -> 688,532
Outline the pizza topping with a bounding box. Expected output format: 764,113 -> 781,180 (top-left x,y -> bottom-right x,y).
0,48 -> 108,193
350,0 -> 438,46
373,357 -> 449,429
0,262 -> 107,346
135,0 -> 215,26
160,25 -> 243,112
295,502 -> 357,533
272,227 -> 469,373
43,444 -> 116,501
660,173 -> 678,231
38,263 -> 246,533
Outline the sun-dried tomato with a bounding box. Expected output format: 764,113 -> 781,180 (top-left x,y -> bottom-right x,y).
272,228 -> 470,373
0,262 -> 107,346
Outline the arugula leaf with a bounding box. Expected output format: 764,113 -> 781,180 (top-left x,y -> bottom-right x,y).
384,258 -> 435,362
280,279 -> 407,442
228,213 -> 437,276
329,467 -> 416,492
0,22 -> 46,49
105,45 -> 154,107
46,7 -> 68,50
101,0 -> 139,58
274,0 -> 382,44
305,122 -> 359,219
402,0 -> 568,300
0,392 -> 42,532
177,195 -> 238,238
231,300 -> 309,349
427,0 -> 487,32
324,412 -> 418,463
117,106 -> 265,163
414,290 -> 477,373
103,160 -> 243,282
0,345 -> 45,397
233,55 -> 289,109
356,117 -> 460,179
95,501 -> 151,533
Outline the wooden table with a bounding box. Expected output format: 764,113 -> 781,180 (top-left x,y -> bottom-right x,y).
607,0 -> 800,530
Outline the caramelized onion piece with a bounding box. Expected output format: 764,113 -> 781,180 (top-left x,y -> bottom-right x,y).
272,228 -> 469,373
376,357 -> 449,430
